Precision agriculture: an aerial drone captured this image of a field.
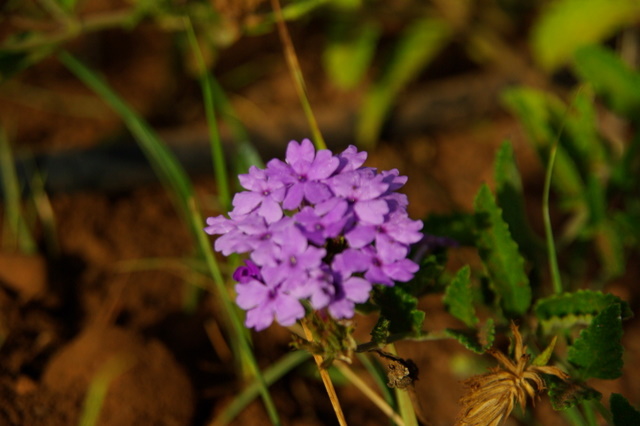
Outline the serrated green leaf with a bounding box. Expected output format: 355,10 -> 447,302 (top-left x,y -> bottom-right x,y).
568,303 -> 623,380
323,19 -> 380,89
531,0 -> 640,71
494,141 -> 540,261
372,284 -> 425,340
610,393 -> 640,426
474,184 -> 531,316
548,378 -> 602,411
445,319 -> 495,354
574,44 -> 640,118
535,290 -> 633,321
443,265 -> 478,327
357,17 -> 451,147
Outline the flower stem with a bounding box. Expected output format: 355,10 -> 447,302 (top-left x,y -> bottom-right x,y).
270,0 -> 327,151
387,344 -> 419,426
301,319 -> 347,426
335,362 -> 405,426
543,116 -> 563,295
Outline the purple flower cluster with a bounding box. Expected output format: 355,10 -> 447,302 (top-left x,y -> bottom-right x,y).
205,139 -> 423,330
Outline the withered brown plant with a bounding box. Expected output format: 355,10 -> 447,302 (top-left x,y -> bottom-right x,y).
455,323 -> 569,426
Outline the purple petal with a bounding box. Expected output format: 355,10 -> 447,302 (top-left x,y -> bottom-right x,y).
328,298 -> 354,319
245,303 -> 275,331
364,266 -> 394,286
345,224 -> 376,248
283,183 -> 304,210
376,234 -> 409,262
232,192 -> 262,215
332,249 -> 370,274
336,145 -> 367,173
304,182 -> 333,204
354,199 -> 389,224
286,139 -> 315,164
343,276 -> 373,303
235,280 -> 269,310
204,215 -> 235,235
307,150 -> 339,180
258,197 -> 283,223
383,259 -> 419,282
274,295 -> 305,326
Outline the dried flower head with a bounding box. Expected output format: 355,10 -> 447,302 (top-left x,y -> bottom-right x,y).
455,323 -> 569,426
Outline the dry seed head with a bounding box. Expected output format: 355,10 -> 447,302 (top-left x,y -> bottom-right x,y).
455,323 -> 569,426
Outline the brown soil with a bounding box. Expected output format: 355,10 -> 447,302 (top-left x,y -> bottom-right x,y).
1,3 -> 639,426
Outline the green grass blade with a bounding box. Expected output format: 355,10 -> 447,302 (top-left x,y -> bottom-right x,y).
0,128 -> 37,254
184,17 -> 231,211
357,17 -> 451,148
213,351 -> 310,425
210,74 -> 264,175
79,354 -> 134,426
271,0 -> 326,150
59,51 -> 282,425
543,125 -> 563,295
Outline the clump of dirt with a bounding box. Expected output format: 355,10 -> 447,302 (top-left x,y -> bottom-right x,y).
39,324 -> 195,426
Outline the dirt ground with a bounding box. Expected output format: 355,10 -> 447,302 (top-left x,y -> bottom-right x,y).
0,5 -> 639,426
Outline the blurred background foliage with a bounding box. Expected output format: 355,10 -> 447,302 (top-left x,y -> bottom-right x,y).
2,0 -> 639,273
2,1 -> 640,424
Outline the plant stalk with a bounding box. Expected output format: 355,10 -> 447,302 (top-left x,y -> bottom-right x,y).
335,362 -> 404,426
301,319 -> 347,426
270,0 -> 326,151
543,125 -> 563,295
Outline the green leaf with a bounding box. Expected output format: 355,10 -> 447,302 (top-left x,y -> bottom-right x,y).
474,184 -> 531,316
535,290 -> 633,321
323,19 -> 380,89
443,265 -> 478,327
357,17 -> 451,147
566,88 -> 607,174
421,212 -> 476,246
568,303 -> 623,380
610,393 -> 640,426
406,251 -> 448,294
574,44 -> 640,118
494,141 -> 540,261
548,378 -> 602,411
445,319 -> 495,354
373,284 -> 425,342
371,284 -> 425,341
531,0 -> 640,71
594,219 -> 626,280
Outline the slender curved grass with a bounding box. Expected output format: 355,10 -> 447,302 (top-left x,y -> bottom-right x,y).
184,17 -> 231,211
59,51 -> 282,425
